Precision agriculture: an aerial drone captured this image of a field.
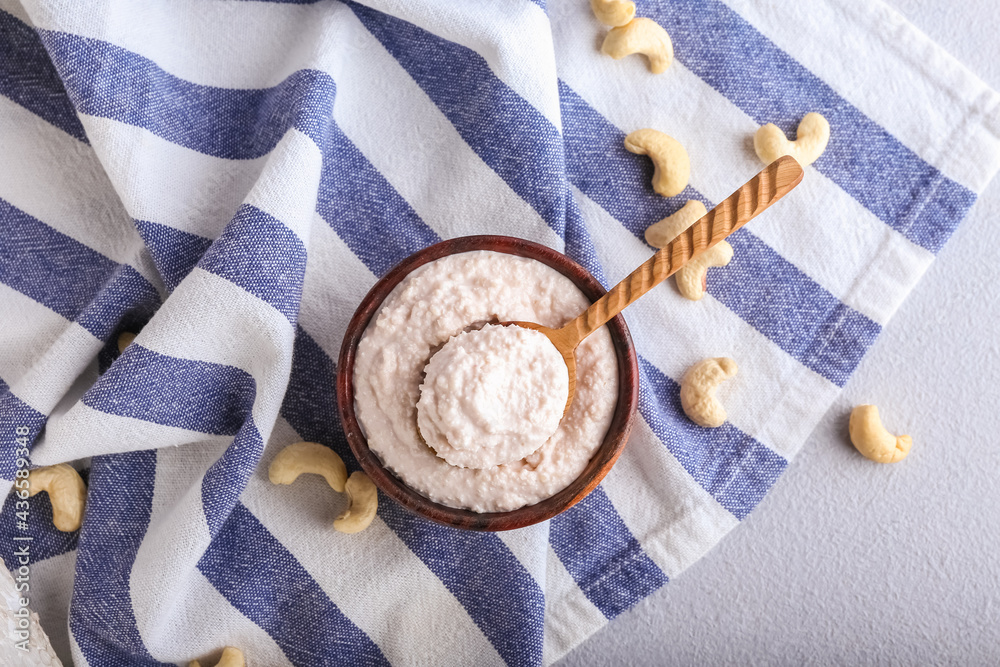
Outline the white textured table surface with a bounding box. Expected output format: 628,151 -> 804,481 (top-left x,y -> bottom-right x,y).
559,1 -> 1000,664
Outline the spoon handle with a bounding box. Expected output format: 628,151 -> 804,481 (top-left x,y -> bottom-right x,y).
557,155 -> 804,349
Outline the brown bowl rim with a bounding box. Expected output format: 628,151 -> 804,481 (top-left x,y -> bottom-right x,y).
336,235 -> 639,531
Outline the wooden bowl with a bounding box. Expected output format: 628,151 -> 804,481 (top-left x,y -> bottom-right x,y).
336,236 -> 639,531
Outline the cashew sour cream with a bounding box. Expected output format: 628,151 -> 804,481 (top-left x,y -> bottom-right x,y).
353,250 -> 618,513
417,324 -> 569,470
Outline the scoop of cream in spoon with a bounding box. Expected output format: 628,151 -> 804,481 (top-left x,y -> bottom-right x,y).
418,156 -> 804,469
417,323 -> 570,469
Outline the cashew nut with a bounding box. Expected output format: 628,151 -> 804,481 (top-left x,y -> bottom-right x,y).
268,441 -> 347,493
754,112 -> 830,166
333,471 -> 378,534
591,0 -> 635,27
117,331 -> 137,354
190,647 -> 244,667
849,405 -> 912,463
269,443 -> 377,534
27,464 -> 87,532
680,358 -> 737,428
601,18 -> 674,74
645,200 -> 707,248
624,129 -> 690,197
675,241 -> 733,301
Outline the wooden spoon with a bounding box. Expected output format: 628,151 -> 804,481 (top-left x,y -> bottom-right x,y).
507,155 -> 804,413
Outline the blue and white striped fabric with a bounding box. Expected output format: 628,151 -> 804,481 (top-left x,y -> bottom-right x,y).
2,0 -> 999,664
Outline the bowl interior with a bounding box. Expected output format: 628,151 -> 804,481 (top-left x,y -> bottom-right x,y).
336,235 -> 639,531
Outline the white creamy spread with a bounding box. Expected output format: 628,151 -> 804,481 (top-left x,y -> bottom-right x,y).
353,250 -> 618,513
416,324 -> 569,469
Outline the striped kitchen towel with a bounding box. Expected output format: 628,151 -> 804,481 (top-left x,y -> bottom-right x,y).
2,0 -> 999,664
